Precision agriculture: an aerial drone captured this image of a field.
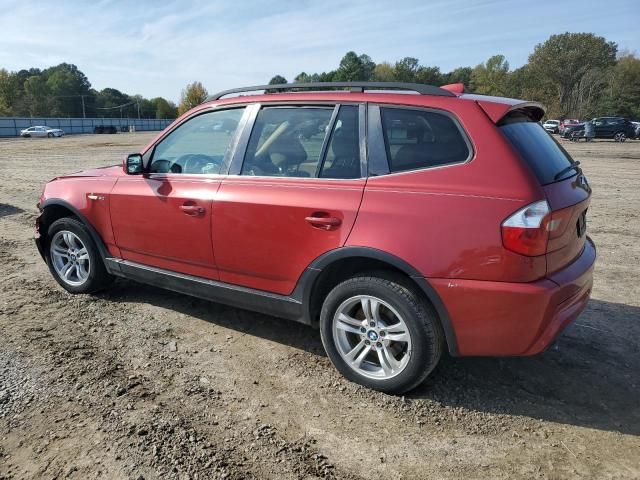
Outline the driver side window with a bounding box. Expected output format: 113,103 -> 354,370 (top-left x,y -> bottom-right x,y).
150,108 -> 246,174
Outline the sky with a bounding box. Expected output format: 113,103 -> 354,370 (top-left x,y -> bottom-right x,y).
0,0 -> 638,102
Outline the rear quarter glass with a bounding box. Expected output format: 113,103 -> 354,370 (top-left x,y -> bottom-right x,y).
500,115 -> 575,185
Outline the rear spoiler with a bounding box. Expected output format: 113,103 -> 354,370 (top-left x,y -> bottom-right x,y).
461,94 -> 545,123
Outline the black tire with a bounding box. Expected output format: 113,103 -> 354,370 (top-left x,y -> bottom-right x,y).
614,131 -> 626,142
23,134 -> 30,138
47,132 -> 53,138
45,217 -> 113,294
320,274 -> 443,394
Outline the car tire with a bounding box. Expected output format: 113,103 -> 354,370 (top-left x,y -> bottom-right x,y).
23,134 -> 30,138
45,217 -> 113,294
614,131 -> 626,142
320,274 -> 443,394
47,132 -> 53,138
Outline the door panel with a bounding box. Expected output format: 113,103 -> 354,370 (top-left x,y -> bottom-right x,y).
110,175 -> 220,279
213,177 -> 365,294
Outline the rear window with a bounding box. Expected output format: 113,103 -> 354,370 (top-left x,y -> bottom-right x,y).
380,107 -> 470,173
500,114 -> 576,185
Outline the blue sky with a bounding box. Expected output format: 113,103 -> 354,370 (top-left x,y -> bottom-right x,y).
0,0 -> 638,102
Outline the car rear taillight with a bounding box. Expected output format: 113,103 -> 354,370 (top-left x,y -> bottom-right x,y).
501,200 -> 551,256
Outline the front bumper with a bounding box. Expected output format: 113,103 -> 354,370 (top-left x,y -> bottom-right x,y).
34,210 -> 46,260
430,237 -> 596,356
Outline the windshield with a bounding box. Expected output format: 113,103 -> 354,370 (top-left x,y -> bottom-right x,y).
500,114 -> 576,185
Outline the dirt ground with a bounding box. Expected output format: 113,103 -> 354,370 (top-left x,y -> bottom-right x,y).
0,133 -> 638,480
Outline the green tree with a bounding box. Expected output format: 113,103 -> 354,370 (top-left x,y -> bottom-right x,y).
151,97 -> 178,119
95,88 -> 132,117
373,62 -> 396,82
470,55 -> 510,96
444,67 -> 472,87
394,57 -> 421,82
0,69 -> 18,115
598,54 -> 640,118
44,63 -> 92,117
268,75 -> 288,85
294,72 -> 312,83
335,51 -> 366,81
23,75 -> 51,117
415,66 -> 443,86
528,32 -> 617,117
178,81 -> 208,115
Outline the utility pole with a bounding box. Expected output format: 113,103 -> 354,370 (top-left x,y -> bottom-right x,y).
137,101 -> 140,119
81,95 -> 86,118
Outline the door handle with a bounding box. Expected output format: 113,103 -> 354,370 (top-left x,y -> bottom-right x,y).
305,214 -> 342,230
180,204 -> 205,216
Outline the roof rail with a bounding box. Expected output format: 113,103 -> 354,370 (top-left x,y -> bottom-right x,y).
207,82 -> 456,101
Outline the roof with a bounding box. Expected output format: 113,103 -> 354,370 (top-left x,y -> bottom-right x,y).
196,82 -> 545,125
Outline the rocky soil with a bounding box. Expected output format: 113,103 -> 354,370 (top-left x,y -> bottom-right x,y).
0,134 -> 639,479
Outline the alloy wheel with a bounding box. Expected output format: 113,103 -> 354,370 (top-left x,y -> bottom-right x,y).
332,295 -> 412,380
50,230 -> 91,286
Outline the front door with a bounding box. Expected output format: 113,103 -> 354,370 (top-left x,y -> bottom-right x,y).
213,104 -> 366,295
110,107 -> 247,279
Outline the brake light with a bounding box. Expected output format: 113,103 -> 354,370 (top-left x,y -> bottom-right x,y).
501,200 -> 551,256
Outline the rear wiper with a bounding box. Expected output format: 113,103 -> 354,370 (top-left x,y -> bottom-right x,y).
554,161 -> 581,180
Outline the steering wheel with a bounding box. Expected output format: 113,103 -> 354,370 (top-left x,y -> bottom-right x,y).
149,159 -> 182,174
180,154 -> 222,174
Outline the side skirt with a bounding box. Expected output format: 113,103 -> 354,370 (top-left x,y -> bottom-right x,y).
104,258 -> 307,325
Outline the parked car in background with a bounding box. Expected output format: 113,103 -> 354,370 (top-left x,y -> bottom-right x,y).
20,126 -> 65,138
543,119 -> 560,133
559,119 -> 580,135
94,126 -> 118,134
561,122 -> 585,139
591,117 -> 636,142
34,81 -> 595,394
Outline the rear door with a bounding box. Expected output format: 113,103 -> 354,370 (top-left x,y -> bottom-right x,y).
212,103 -> 366,294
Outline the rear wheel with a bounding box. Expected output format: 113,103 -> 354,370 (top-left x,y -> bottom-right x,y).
320,275 -> 443,394
46,217 -> 113,294
47,132 -> 53,138
614,131 -> 626,142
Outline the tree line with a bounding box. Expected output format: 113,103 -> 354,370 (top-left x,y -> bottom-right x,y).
2,33 -> 639,121
0,63 -> 178,119
265,33 -> 639,120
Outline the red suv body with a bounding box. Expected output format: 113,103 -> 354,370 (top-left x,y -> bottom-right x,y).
35,82 -> 595,393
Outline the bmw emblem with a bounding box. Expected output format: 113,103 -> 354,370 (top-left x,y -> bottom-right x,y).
367,330 -> 379,341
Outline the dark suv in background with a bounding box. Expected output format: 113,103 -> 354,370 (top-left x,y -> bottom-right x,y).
592,117 -> 636,141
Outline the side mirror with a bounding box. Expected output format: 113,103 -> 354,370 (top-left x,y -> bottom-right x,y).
125,154 -> 143,174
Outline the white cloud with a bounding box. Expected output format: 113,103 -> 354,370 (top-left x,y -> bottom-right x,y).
0,0 -> 637,101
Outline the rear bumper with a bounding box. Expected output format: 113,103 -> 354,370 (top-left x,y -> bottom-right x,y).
430,237 -> 596,356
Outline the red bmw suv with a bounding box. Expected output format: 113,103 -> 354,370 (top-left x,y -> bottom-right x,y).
35,82 -> 595,393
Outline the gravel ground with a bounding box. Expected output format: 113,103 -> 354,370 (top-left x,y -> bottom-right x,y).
0,133 -> 639,479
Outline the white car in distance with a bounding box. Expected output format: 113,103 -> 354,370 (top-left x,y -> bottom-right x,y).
542,119 -> 560,134
20,126 -> 65,138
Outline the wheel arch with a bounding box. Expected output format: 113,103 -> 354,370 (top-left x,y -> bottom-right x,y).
37,199 -> 111,260
295,247 -> 459,356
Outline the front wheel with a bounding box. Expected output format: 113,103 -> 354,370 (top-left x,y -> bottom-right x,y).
614,131 -> 626,142
46,217 -> 113,294
320,275 -> 443,394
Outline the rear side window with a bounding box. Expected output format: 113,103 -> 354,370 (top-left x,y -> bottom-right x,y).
242,107 -> 333,177
380,107 -> 470,173
500,114 -> 575,185
241,105 -> 361,179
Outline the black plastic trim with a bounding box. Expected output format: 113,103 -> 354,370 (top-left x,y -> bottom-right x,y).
39,199 -> 112,260
208,82 -> 456,101
366,104 -> 390,176
105,258 -> 306,324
